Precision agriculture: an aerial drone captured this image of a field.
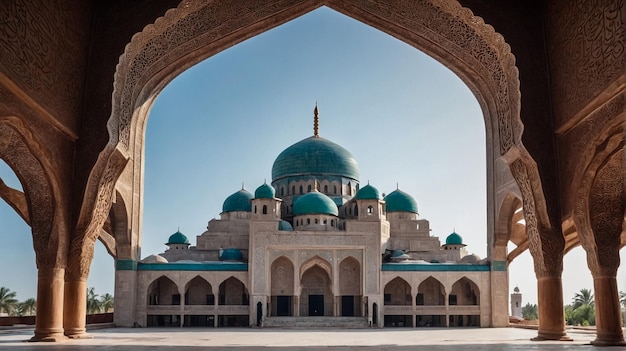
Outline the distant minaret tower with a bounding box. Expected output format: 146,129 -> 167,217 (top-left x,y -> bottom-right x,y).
313,103 -> 319,137
510,286 -> 522,318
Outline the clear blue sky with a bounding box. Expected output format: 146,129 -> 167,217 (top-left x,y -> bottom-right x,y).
0,7 -> 623,308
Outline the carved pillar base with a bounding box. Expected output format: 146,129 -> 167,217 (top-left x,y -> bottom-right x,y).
30,267 -> 66,342
591,276 -> 626,346
532,276 -> 571,341
63,278 -> 91,339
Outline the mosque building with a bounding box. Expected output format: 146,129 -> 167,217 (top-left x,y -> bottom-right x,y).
128,107 -> 493,328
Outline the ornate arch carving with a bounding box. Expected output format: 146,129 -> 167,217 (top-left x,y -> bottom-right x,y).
91,0 -> 552,278
300,255 -> 332,280
573,123 -> 624,277
0,116 -> 66,268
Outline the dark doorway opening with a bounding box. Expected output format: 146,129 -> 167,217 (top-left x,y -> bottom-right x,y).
309,295 -> 324,316
341,296 -> 354,316
277,296 -> 291,316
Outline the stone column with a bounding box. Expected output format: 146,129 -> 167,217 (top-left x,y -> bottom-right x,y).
63,278 -> 90,338
532,275 -> 569,341
31,267 -> 66,342
591,275 -> 625,346
574,151 -> 625,346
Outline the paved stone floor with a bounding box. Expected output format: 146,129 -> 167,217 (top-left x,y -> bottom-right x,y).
0,327 -> 619,350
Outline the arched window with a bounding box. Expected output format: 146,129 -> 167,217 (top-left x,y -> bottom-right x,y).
354,205 -> 358,216
334,185 -> 337,194
262,205 -> 267,214
281,187 -> 284,196
254,205 -> 257,213
292,186 -> 295,194
307,184 -> 312,192
367,206 -> 373,214
299,185 -> 303,194
331,219 -> 335,227
347,182 -> 352,195
307,218 -> 311,225
314,219 -> 318,224
324,185 -> 328,193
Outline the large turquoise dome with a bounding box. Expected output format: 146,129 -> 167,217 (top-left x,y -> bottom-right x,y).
272,136 -> 359,182
293,191 -> 339,216
167,230 -> 189,245
222,188 -> 253,212
384,189 -> 418,213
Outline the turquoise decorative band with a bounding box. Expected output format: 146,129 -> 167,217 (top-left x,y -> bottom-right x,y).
116,259 -> 138,271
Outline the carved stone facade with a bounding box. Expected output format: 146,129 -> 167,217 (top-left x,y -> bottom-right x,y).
0,0 -> 623,345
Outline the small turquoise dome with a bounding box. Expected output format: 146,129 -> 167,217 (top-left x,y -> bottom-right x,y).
384,189 -> 418,213
354,183 -> 380,200
255,183 -> 275,199
272,136 -> 359,182
221,248 -> 243,261
293,191 -> 339,216
278,220 -> 294,231
167,231 -> 189,245
446,232 -> 464,245
222,188 -> 253,212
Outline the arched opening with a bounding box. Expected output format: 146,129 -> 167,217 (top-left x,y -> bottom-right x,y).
270,256 -> 295,316
339,257 -> 361,317
384,277 -> 411,327
300,265 -> 333,317
146,276 -> 180,327
184,276 -> 213,305
218,276 -> 248,327
183,276 -> 214,327
449,277 -> 480,327
415,276 -> 446,327
218,277 -> 248,306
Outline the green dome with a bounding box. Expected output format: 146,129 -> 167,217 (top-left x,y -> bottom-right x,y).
278,220 -> 294,231
354,183 -> 380,200
293,191 -> 339,216
222,188 -> 253,212
221,248 -> 243,261
255,183 -> 275,199
272,136 -> 359,181
167,231 -> 189,245
384,189 -> 418,213
446,232 -> 464,245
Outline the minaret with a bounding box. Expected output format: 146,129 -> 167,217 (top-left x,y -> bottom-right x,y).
510,286 -> 523,318
313,103 -> 319,137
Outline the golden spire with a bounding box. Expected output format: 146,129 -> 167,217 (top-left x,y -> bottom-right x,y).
313,103 -> 319,137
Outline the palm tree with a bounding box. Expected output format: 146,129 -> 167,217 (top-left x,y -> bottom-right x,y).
522,303 -> 538,320
0,287 -> 18,316
86,287 -> 102,314
572,288 -> 594,309
100,293 -> 114,313
17,298 -> 36,316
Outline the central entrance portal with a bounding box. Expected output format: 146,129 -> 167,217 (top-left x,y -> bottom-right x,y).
300,262 -> 333,317
309,295 -> 324,316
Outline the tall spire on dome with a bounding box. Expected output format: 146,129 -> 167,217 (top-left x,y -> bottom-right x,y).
313,103 -> 319,137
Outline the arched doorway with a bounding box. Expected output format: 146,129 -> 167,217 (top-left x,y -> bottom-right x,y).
271,256 -> 295,316
339,257 -> 361,317
146,276 -> 180,327
300,265 -> 333,317
416,276 -> 445,327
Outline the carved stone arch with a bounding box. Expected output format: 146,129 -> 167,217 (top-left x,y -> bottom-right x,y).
417,276 -> 446,306
573,127 -> 624,277
91,0 -> 544,272
384,276 -> 411,305
271,256 -> 295,296
339,256 -> 361,296
0,116 -> 66,269
107,189 -> 131,259
146,275 -> 181,305
493,192 -> 526,263
450,276 -> 480,305
184,275 -> 214,305
300,255 -> 332,280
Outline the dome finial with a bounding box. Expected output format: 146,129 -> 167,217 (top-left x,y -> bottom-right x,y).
242,182 -> 245,190
396,182 -> 399,190
313,103 -> 319,137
